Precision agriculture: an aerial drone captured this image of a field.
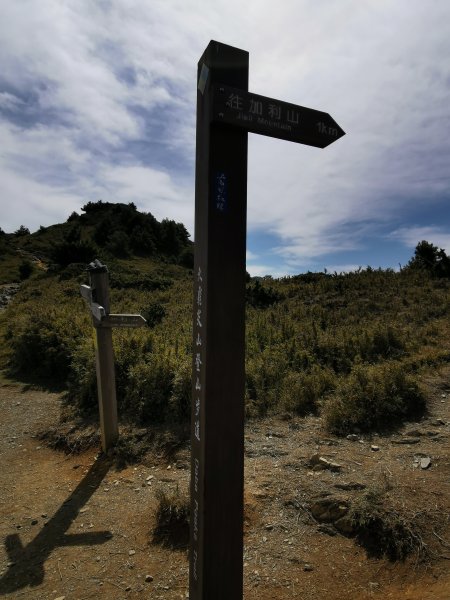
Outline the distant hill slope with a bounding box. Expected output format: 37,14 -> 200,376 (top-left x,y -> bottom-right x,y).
0,201 -> 193,284
0,204 -> 449,437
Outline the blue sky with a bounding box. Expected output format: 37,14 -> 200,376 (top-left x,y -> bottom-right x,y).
1,0 -> 449,276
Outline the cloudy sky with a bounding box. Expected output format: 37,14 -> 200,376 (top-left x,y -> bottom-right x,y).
1,0 -> 449,276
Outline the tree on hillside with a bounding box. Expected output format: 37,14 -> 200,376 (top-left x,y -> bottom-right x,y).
408,240 -> 450,278
14,225 -> 30,237
50,224 -> 96,267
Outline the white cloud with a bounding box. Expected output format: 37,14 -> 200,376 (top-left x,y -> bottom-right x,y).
324,264 -> 364,275
0,0 -> 449,268
391,227 -> 450,253
246,250 -> 258,261
0,163 -> 84,233
246,263 -> 292,279
99,164 -> 193,233
0,92 -> 25,111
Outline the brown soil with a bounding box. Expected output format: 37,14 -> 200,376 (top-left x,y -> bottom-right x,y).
1,369 -> 449,600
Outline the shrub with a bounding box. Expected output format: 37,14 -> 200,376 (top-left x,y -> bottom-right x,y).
8,315 -> 74,381
67,341 -> 98,414
51,240 -> 97,267
14,225 -> 30,237
105,230 -> 131,257
246,280 -> 283,308
178,246 -> 194,269
280,366 -> 336,415
167,357 -> 191,422
322,363 -> 425,434
125,356 -> 175,423
350,486 -> 426,561
152,486 -> 190,549
19,260 -> 33,280
142,302 -> 166,327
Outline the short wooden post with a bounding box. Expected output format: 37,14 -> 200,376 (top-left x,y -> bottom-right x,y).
87,262 -> 118,452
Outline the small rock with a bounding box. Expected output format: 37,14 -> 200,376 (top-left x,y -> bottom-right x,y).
262,536 -> 267,542
128,549 -> 136,556
53,597 -> 66,600
420,457 -> 431,469
309,454 -> 342,472
265,524 -> 274,530
31,519 -> 38,525
125,585 -> 132,591
41,513 -> 48,518
405,429 -> 423,437
335,482 -> 366,491
145,575 -> 154,582
146,475 -> 154,481
303,564 -> 314,572
346,434 -> 359,441
371,445 -> 380,452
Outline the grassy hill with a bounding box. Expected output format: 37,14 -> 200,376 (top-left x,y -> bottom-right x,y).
1,204 -> 449,435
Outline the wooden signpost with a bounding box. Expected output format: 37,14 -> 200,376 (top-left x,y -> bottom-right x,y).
81,260 -> 146,452
190,41 -> 345,600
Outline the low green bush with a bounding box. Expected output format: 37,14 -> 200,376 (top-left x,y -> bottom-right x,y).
19,260 -> 33,280
349,485 -> 426,561
280,365 -> 336,415
152,486 -> 190,549
322,363 -> 425,434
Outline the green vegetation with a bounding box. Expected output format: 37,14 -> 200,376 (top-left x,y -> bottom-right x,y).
152,486 -> 190,549
1,202 -> 449,436
349,482 -> 427,561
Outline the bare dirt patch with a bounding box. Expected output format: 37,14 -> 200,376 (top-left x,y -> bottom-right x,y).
1,368 -> 449,600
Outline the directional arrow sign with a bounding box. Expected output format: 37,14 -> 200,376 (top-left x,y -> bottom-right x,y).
80,284 -> 93,304
211,84 -> 345,148
90,302 -> 106,322
99,314 -> 147,329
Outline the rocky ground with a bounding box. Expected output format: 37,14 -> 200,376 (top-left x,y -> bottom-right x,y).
0,368 -> 449,600
0,284 -> 20,310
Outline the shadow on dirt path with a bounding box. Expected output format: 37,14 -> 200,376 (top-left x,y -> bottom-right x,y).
0,455 -> 113,594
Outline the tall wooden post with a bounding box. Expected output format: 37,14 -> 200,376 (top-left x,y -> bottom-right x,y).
189,41 -> 249,600
189,39 -> 345,600
88,262 -> 118,452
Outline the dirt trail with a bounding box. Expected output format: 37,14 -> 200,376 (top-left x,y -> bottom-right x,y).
0,374 -> 449,600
